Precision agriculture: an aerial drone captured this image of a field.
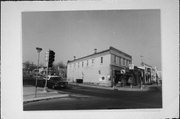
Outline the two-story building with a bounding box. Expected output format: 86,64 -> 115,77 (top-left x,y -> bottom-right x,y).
67,46 -> 132,87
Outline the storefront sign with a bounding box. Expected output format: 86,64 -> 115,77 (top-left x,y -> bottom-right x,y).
129,64 -> 134,70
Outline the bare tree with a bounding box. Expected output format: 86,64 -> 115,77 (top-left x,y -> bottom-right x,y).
23,61 -> 37,73
52,62 -> 67,77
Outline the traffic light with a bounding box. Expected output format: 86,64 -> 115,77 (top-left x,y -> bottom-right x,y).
48,50 -> 55,67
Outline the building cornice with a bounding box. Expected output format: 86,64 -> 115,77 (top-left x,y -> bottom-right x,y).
67,46 -> 132,64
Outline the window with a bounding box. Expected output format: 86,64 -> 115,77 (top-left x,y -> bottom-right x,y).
112,55 -> 115,63
123,58 -> 125,65
74,63 -> 76,68
114,56 -> 116,64
127,60 -> 129,66
101,57 -> 103,63
87,60 -> 88,66
82,61 -> 84,67
116,56 -> 119,65
119,57 -> 121,66
78,62 -> 80,68
92,59 -> 94,63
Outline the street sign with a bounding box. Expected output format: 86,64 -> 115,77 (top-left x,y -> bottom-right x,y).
121,69 -> 125,74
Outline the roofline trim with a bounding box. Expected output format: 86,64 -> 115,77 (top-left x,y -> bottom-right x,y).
68,49 -> 110,63
67,46 -> 132,63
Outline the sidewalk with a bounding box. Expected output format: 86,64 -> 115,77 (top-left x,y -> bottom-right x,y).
69,82 -> 159,92
23,86 -> 69,103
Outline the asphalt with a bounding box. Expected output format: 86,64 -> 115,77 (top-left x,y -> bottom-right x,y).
23,83 -> 161,103
24,83 -> 162,110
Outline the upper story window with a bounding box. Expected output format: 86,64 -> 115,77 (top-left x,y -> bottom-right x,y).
119,57 -> 121,66
116,56 -> 119,65
121,58 -> 123,65
76,62 -> 78,68
78,62 -> 80,68
123,58 -> 125,66
112,54 -> 115,64
87,60 -> 88,66
126,60 -> 129,66
92,59 -> 94,63
101,57 -> 103,63
114,55 -> 116,64
82,61 -> 84,67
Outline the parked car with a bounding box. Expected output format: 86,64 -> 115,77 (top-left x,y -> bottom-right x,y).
46,75 -> 68,89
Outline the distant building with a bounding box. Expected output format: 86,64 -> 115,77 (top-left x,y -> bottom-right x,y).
140,63 -> 160,84
67,46 -> 132,87
157,70 -> 162,84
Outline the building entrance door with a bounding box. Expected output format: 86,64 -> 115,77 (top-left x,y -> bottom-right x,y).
114,70 -> 121,85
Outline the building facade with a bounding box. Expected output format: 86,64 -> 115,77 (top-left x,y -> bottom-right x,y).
67,47 -> 132,87
140,63 -> 159,84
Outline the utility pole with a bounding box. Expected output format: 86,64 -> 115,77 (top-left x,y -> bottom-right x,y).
140,55 -> 144,66
35,47 -> 42,97
140,55 -> 144,89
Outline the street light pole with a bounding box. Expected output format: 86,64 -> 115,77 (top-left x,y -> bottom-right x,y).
35,47 -> 42,98
44,50 -> 49,92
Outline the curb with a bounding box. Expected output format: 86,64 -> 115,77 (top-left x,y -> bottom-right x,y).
69,83 -> 113,90
23,94 -> 70,104
69,83 -> 150,92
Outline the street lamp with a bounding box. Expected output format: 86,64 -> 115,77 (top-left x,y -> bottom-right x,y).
35,47 -> 42,98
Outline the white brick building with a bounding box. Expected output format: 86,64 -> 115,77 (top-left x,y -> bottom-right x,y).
67,47 -> 132,87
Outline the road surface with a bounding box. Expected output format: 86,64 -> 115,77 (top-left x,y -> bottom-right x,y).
24,85 -> 162,110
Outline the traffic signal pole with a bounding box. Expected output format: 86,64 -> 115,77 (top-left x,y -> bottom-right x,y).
43,50 -> 55,92
44,65 -> 48,92
44,50 -> 49,92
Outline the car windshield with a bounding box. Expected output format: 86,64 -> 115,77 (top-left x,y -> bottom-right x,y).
50,77 -> 61,81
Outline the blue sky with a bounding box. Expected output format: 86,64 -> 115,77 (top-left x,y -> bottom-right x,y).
22,10 -> 161,70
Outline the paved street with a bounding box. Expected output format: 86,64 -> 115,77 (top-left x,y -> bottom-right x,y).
24,84 -> 162,110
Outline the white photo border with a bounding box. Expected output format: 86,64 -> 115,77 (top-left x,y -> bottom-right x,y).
1,0 -> 179,119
